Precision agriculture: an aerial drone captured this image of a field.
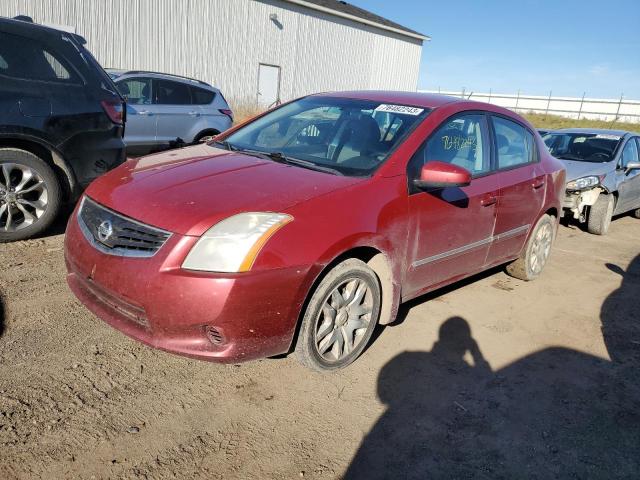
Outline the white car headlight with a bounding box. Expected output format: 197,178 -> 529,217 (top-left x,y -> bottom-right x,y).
182,212 -> 293,272
566,176 -> 600,191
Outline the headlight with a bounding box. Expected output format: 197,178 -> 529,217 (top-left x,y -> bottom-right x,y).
566,176 -> 600,191
182,212 -> 293,272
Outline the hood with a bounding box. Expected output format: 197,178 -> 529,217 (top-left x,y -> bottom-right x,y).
561,159 -> 615,183
86,144 -> 364,236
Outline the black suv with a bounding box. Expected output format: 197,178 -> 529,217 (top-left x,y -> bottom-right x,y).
0,17 -> 126,242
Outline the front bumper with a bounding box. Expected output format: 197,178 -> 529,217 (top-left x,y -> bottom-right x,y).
64,209 -> 312,363
562,187 -> 603,221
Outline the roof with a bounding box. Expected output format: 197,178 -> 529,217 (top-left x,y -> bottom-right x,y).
314,91 -> 470,108
0,16 -> 87,44
551,128 -> 633,137
281,0 -> 429,41
105,69 -> 215,89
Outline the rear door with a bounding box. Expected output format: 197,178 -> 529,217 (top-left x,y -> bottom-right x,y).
405,112 -> 500,296
154,79 -> 196,143
616,137 -> 640,213
116,77 -> 157,147
486,116 -> 546,265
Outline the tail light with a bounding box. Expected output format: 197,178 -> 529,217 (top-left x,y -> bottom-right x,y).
219,109 -> 234,121
101,100 -> 125,125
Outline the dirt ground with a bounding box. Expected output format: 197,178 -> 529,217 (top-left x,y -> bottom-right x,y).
0,214 -> 639,479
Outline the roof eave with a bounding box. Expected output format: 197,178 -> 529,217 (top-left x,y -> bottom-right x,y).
280,0 -> 430,41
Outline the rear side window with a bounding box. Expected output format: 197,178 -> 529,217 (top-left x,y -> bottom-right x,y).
416,114 -> 491,176
492,116 -> 535,168
191,86 -> 215,105
0,31 -> 79,83
155,79 -> 191,105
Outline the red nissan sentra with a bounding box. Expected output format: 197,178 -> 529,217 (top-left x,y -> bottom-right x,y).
64,92 -> 565,371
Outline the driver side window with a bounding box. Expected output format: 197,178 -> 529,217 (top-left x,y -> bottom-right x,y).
412,114 -> 490,177
620,138 -> 639,168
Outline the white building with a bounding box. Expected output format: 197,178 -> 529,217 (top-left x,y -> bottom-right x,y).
0,0 -> 428,108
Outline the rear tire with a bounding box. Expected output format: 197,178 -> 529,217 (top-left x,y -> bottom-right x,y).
632,208 -> 640,219
0,148 -> 61,242
587,193 -> 615,235
295,259 -> 381,372
506,214 -> 555,281
194,130 -> 219,144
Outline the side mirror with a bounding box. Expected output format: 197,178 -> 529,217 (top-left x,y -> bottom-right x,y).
413,161 -> 472,190
625,162 -> 640,173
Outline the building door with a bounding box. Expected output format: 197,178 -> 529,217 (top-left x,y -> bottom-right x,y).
257,64 -> 280,109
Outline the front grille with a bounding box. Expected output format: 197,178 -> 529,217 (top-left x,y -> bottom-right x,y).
78,196 -> 171,258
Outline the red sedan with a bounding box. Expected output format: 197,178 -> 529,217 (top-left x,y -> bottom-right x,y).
64,92 -> 565,371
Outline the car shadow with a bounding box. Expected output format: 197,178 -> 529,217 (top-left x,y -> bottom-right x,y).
362,265 -> 505,358
345,255 -> 640,479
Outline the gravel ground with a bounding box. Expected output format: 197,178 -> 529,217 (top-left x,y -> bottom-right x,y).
0,215 -> 639,479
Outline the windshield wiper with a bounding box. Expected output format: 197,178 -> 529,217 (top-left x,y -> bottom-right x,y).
266,152 -> 344,176
211,140 -> 237,151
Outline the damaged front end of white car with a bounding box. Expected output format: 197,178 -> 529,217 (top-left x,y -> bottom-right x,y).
563,175 -> 607,222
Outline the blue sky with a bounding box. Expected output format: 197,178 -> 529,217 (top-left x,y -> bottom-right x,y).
355,0 -> 640,99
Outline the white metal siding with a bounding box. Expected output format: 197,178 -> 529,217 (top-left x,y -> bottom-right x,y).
1,0 -> 423,108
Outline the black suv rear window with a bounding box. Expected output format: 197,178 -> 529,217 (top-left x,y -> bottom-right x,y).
0,31 -> 80,83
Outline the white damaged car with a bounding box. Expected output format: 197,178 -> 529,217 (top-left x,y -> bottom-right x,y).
543,129 -> 640,235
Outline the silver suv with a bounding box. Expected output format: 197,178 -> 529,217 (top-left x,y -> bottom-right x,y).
107,70 -> 233,154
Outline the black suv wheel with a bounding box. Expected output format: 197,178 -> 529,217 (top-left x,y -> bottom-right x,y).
0,148 -> 61,242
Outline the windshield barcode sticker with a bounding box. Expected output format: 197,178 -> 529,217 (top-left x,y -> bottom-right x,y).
375,104 -> 424,116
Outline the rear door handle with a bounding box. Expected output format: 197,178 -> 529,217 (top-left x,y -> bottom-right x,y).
481,195 -> 498,207
532,178 -> 545,189
138,110 -> 152,116
188,111 -> 200,117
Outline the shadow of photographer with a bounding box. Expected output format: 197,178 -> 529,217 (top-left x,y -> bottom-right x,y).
345,255 -> 640,479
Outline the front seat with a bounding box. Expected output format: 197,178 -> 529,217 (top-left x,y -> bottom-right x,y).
333,116 -> 381,165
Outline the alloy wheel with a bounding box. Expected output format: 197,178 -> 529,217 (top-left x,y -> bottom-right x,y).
314,277 -> 374,363
529,222 -> 552,275
0,163 -> 48,232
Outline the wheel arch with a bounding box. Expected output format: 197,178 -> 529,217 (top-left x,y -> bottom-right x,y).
194,128 -> 221,143
0,135 -> 77,201
286,245 -> 401,354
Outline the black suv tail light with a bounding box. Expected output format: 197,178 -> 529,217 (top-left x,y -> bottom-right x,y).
219,109 -> 233,121
101,100 -> 124,125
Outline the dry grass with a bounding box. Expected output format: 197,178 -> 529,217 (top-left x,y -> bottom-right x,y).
522,112 -> 640,133
230,101 -> 264,125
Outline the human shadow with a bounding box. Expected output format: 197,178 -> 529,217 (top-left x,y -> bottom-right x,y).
345,256 -> 640,479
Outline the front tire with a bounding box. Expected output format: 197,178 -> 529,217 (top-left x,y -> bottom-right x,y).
0,148 -> 61,242
632,208 -> 640,219
506,214 -> 555,281
295,259 -> 381,372
587,193 -> 615,235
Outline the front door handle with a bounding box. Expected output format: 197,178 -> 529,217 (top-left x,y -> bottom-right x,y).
138,110 -> 152,116
188,111 -> 200,117
481,195 -> 498,207
532,178 -> 545,189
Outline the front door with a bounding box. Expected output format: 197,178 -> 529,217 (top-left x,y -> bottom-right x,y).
257,64 -> 280,109
615,137 -> 640,214
405,113 -> 499,297
116,77 -> 157,148
486,115 -> 546,265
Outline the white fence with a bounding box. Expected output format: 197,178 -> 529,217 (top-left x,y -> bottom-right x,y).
420,90 -> 640,124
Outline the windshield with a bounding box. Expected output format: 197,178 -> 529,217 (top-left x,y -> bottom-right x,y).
224,97 -> 430,176
543,132 -> 622,163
